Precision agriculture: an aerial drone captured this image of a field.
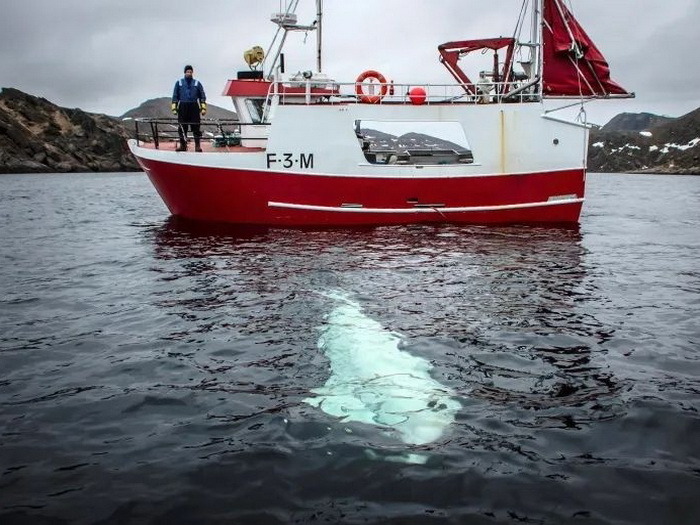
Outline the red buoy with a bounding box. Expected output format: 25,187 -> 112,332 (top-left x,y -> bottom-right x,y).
408,87 -> 427,105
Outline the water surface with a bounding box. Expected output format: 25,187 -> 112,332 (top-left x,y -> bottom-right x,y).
1,172 -> 699,524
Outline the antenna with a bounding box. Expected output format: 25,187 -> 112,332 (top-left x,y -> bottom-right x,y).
264,0 -> 323,78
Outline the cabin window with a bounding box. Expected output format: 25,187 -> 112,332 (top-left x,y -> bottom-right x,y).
354,120 -> 473,165
245,98 -> 266,123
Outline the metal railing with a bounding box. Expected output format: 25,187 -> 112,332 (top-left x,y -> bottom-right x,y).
131,118 -> 270,149
271,80 -> 542,106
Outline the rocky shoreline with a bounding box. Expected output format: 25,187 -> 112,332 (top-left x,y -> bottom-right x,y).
1,87 -> 698,174
0,88 -> 139,174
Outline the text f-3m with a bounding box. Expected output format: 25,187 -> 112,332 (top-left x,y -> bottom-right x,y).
266,153 -> 314,169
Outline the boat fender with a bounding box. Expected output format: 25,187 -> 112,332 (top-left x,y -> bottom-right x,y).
408,86 -> 427,105
355,70 -> 388,104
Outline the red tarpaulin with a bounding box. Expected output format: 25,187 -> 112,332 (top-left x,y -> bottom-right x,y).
542,0 -> 631,97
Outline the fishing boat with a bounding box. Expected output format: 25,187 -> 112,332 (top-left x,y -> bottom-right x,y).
128,0 -> 632,226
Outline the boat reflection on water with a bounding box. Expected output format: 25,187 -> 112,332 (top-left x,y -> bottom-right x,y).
147,215 -> 583,262
145,217 -> 623,461
147,216 -> 276,259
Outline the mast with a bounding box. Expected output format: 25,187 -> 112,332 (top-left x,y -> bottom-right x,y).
316,0 -> 323,73
266,0 -> 321,78
534,0 -> 543,93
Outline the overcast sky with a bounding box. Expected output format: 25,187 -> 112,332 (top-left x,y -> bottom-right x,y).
1,0 -> 698,126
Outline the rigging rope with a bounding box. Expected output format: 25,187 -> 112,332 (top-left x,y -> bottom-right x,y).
513,0 -> 529,41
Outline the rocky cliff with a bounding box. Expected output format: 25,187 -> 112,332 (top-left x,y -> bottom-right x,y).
0,88 -> 139,174
588,109 -> 700,174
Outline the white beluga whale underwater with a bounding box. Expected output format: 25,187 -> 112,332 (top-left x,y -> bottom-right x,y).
303,291 -> 461,463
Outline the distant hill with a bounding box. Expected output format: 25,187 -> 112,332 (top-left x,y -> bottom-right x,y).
121,97 -> 237,121
360,128 -> 470,153
588,108 -> 700,174
601,112 -> 674,132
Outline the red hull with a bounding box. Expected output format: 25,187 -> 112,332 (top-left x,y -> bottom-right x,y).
138,157 -> 585,226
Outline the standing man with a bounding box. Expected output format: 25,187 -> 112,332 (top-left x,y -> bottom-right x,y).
171,65 -> 207,152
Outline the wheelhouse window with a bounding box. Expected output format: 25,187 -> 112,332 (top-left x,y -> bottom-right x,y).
355,120 -> 473,165
245,98 -> 266,123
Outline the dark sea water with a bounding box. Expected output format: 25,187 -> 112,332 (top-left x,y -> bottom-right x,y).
1,172 -> 699,525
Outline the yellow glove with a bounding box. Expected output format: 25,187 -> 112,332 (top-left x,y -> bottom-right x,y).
171,102 -> 177,115
200,102 -> 207,116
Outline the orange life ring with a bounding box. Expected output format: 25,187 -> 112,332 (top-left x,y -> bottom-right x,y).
355,70 -> 388,104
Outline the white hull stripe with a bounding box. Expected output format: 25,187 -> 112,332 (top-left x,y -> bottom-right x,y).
268,197 -> 584,214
